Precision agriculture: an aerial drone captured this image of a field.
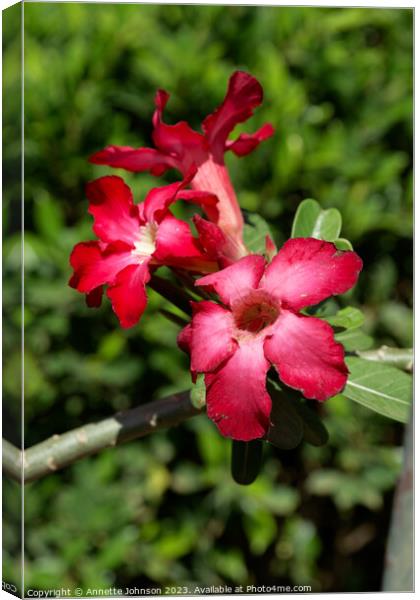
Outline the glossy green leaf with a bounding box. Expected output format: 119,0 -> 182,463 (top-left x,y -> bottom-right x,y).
231,440 -> 263,485
267,381 -> 329,447
291,199 -> 342,241
343,357 -> 412,422
294,400 -> 329,447
323,307 -> 365,330
335,329 -> 374,351
266,382 -> 303,449
334,238 -> 353,251
243,213 -> 274,254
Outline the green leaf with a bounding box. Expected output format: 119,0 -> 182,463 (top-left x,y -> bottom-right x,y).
306,470 -> 383,510
231,440 -> 263,485
323,307 -> 365,330
335,329 -> 374,351
259,486 -> 300,516
343,357 -> 412,423
209,548 -> 247,583
291,199 -> 342,241
190,374 -> 206,409
266,382 -> 303,449
334,238 -> 353,250
294,400 -> 329,447
98,331 -> 127,361
243,510 -> 277,555
243,213 -> 274,254
33,192 -> 65,243
266,381 -> 328,448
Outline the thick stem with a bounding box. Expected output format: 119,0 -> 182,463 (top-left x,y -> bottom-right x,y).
148,274 -> 193,315
172,269 -> 211,299
3,392 -> 203,484
3,439 -> 22,483
159,309 -> 189,328
357,346 -> 413,372
4,347 -> 412,485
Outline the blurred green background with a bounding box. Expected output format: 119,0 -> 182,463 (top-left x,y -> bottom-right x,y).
3,3 -> 412,594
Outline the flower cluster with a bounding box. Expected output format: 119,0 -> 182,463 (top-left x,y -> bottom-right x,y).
70,71 -> 362,441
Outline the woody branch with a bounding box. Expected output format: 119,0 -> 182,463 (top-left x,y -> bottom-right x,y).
3,392 -> 202,484
2,346 -> 411,485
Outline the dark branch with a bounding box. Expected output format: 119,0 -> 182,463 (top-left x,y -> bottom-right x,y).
3,391 -> 202,484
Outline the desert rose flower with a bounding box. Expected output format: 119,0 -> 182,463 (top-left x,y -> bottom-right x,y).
69,174 -> 218,328
89,71 -> 274,260
178,238 -> 363,441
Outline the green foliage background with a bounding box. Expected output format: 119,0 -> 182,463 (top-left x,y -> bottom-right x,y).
3,4 -> 412,594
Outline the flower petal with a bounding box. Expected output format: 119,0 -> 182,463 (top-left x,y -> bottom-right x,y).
193,215 -> 227,259
69,241 -> 136,293
190,301 -> 236,373
177,323 -> 192,354
201,71 -> 265,156
226,123 -> 275,156
261,238 -> 363,311
152,89 -> 206,170
196,255 -> 266,307
106,261 -> 151,328
193,215 -> 237,267
141,180 -> 185,224
176,189 -> 219,223
89,145 -> 177,176
86,286 -> 103,308
177,323 -> 197,383
190,158 -> 245,248
154,214 -> 205,261
86,176 -> 141,245
264,311 -> 348,401
205,338 -> 271,441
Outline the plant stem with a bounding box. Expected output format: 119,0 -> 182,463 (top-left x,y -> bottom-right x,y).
172,268 -> 212,300
159,309 -> 189,328
3,439 -> 22,483
148,274 -> 193,315
3,391 -> 203,484
3,346 -> 412,484
357,346 -> 413,372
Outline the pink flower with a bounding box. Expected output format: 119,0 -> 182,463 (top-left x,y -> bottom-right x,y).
89,71 -> 274,260
178,238 -> 363,441
69,174 -> 218,328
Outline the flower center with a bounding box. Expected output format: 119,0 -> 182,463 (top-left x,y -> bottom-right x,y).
132,223 -> 158,258
233,290 -> 280,334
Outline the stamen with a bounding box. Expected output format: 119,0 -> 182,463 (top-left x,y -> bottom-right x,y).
132,223 -> 158,258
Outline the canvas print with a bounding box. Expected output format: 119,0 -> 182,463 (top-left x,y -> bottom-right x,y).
2,3 -> 413,597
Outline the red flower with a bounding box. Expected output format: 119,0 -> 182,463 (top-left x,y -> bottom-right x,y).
178,238 -> 363,441
69,174 -> 218,328
89,71 -> 274,260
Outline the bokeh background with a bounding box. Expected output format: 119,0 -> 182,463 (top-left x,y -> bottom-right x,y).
3,4 -> 412,594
